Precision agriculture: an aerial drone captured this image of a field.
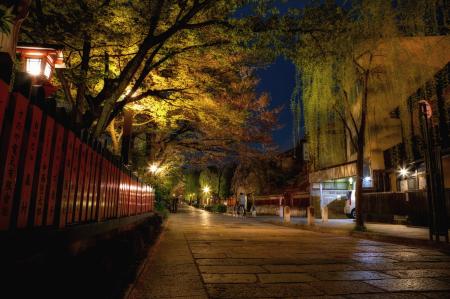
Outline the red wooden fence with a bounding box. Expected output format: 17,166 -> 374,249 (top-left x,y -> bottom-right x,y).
0,70 -> 154,231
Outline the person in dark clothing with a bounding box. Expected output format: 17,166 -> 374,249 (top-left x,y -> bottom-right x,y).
171,195 -> 179,213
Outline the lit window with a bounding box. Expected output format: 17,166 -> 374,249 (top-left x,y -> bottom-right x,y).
44,62 -> 52,78
26,58 -> 42,76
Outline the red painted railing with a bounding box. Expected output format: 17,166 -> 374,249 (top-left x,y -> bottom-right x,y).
0,68 -> 154,231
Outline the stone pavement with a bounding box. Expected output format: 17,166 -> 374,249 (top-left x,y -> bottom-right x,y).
128,206 -> 450,298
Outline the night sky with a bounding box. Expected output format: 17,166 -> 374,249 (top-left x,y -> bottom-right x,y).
256,57 -> 297,151
234,1 -> 308,152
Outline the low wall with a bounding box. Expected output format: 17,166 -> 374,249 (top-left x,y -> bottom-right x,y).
364,191 -> 450,226
252,192 -> 309,217
362,192 -> 408,223
255,205 -> 307,217
251,190 -> 450,225
2,213 -> 163,298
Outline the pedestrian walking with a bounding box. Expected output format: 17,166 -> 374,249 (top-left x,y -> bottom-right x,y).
170,195 -> 179,213
238,192 -> 246,216
174,195 -> 180,212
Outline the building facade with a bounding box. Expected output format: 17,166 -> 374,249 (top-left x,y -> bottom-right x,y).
308,36 -> 450,216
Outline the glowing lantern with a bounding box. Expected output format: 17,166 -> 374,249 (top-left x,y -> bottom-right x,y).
16,43 -> 65,84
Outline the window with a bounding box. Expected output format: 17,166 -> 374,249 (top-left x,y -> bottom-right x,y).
26,58 -> 42,76
44,62 -> 51,78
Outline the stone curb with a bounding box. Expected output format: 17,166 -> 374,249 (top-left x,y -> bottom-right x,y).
255,219 -> 450,253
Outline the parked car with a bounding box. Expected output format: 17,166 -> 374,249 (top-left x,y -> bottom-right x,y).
344,190 -> 356,218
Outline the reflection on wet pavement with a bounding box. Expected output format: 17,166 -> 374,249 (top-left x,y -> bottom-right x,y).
129,205 -> 450,298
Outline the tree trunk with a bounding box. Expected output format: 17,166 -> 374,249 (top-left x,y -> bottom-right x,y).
0,1 -> 31,59
355,141 -> 365,229
121,109 -> 133,164
217,169 -> 223,200
355,69 -> 370,230
108,119 -> 120,154
436,72 -> 449,148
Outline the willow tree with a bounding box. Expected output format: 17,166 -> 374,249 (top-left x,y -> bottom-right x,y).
270,0 -> 448,229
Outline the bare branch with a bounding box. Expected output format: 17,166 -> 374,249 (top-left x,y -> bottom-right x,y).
342,90 -> 359,136
333,104 -> 358,151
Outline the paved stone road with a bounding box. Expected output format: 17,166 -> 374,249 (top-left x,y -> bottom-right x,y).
129,206 -> 450,298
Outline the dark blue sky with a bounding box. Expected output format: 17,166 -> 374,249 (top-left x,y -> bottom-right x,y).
256,57 -> 297,151
234,1 -> 308,151
234,1 -> 312,151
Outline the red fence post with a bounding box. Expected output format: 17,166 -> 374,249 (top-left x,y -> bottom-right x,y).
33,116 -> 55,227
45,123 -> 64,226
97,154 -> 106,222
67,136 -> 81,224
0,53 -> 13,136
90,141 -> 100,221
15,104 -> 43,228
74,134 -> 88,223
0,92 -> 30,230
58,131 -> 75,228
81,138 -> 93,222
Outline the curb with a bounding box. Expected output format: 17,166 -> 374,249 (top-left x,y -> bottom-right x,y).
256,219 -> 450,253
124,217 -> 168,299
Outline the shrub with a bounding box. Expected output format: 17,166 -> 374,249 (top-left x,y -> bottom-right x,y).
155,200 -> 169,219
204,204 -> 227,213
215,204 -> 227,213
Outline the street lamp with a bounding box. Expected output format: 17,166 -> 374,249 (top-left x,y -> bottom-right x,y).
202,186 -> 211,206
398,167 -> 409,178
148,163 -> 160,174
203,186 -> 210,194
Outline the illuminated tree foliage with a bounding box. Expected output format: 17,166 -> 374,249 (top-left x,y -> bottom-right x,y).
0,5 -> 14,34
184,169 -> 200,200
22,0 -> 257,132
21,0 -> 279,177
199,167 -> 219,197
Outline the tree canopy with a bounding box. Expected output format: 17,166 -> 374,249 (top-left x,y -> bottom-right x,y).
21,0 -> 279,175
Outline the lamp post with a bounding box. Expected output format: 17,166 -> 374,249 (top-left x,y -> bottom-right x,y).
203,186 -> 210,206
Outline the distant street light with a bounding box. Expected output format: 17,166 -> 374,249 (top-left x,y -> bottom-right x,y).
203,186 -> 210,194
398,167 -> 409,178
202,186 -> 211,206
148,163 -> 160,174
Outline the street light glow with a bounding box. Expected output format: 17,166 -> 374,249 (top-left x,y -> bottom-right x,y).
203,186 -> 210,193
148,163 -> 160,174
399,167 -> 409,177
